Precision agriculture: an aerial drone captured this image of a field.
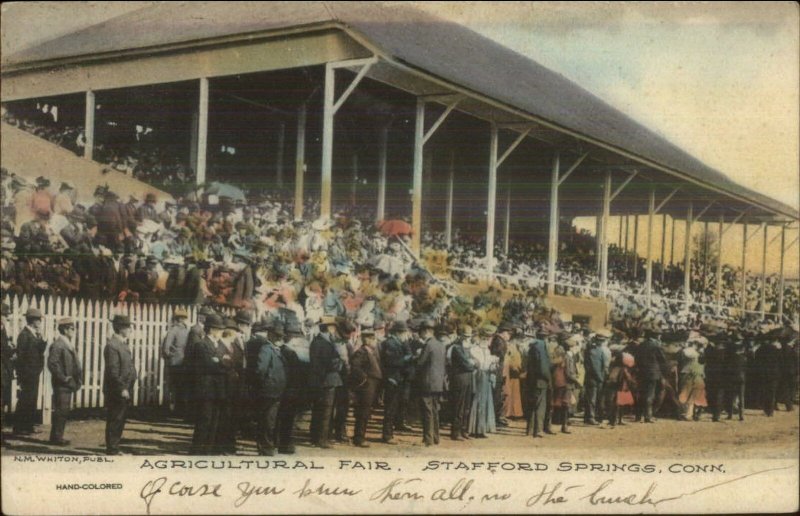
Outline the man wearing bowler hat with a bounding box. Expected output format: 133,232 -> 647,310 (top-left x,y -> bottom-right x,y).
47,317 -> 82,445
379,320 -> 413,444
309,316 -> 343,449
415,320 -> 447,446
14,307 -> 47,435
349,327 -> 382,447
103,314 -> 137,455
191,313 -> 227,454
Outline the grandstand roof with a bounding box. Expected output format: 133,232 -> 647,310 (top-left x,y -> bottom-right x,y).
3,1 -> 797,220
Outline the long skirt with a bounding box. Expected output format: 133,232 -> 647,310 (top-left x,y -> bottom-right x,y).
468,370 -> 497,435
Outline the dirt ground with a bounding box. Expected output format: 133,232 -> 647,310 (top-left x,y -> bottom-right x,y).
2,405 -> 797,461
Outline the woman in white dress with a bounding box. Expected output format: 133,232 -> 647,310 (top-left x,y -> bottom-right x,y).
468,325 -> 498,437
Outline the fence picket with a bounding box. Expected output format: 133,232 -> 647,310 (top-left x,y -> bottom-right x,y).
2,295 -> 183,416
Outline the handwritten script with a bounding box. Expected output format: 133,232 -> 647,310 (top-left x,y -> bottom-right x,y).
139,467 -> 790,514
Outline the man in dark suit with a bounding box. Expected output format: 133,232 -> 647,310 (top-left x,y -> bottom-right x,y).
415,321 -> 447,446
349,327 -> 382,448
277,321 -> 311,454
704,334 -> 728,422
215,318 -> 245,454
47,317 -> 82,445
1,303 -> 15,418
583,329 -> 610,425
636,324 -> 668,423
379,321 -> 413,444
309,316 -> 342,449
14,308 -> 47,435
755,337 -> 782,417
252,320 -> 287,456
103,314 -> 137,455
191,314 -> 226,455
448,325 -> 476,441
526,327 -> 552,438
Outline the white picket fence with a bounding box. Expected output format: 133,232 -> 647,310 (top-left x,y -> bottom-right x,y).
2,294 -> 202,425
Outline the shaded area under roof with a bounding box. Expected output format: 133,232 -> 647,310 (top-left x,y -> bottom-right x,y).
3,1 -> 797,220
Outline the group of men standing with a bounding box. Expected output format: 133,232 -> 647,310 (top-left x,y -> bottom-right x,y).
1,302 -> 797,455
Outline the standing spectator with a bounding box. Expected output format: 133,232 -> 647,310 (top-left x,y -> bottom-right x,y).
637,324 -> 668,423
468,324 -> 497,438
1,303 -> 16,420
253,320 -> 287,456
52,182 -> 75,216
526,326 -> 552,438
309,316 -> 342,449
349,327 -> 382,448
415,321 -> 447,446
490,322 -> 512,427
161,307 -> 190,415
677,346 -> 706,421
379,320 -> 412,444
215,318 -> 245,454
755,337 -> 782,417
551,339 -> 579,433
583,330 -> 610,425
103,314 -> 137,455
778,335 -> 798,412
704,335 -> 728,422
332,318 -> 355,444
277,320 -> 310,454
448,325 -> 475,441
725,338 -> 747,421
13,308 -> 47,435
47,317 -> 82,445
191,313 -> 226,455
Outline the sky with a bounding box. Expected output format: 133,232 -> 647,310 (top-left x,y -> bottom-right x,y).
2,1 -> 798,275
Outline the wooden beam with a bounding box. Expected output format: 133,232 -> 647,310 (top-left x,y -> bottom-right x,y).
558,152 -> 589,186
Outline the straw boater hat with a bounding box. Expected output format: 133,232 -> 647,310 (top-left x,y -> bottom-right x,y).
57,317 -> 75,328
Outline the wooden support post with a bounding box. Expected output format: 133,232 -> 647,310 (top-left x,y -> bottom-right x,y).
196,78 -> 209,185
503,187 -> 511,256
760,224 -> 768,319
633,215 -> 639,279
486,123 -> 499,277
683,202 -> 693,307
411,98 -> 425,254
646,189 -> 655,305
84,90 -> 95,160
741,221 -> 748,313
294,103 -> 306,221
670,216 -> 676,265
778,226 -> 786,319
276,122 -> 285,189
377,125 -> 388,223
600,171 -> 611,297
716,214 -> 724,314
703,220 -> 710,290
445,149 -> 454,248
320,64 -> 335,220
660,213 -> 667,284
547,151 -> 560,295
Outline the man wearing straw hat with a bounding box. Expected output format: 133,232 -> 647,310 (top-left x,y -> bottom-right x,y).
47,317 -> 82,445
103,314 -> 137,455
13,307 -> 47,435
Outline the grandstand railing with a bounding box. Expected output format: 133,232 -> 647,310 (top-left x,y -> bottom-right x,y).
2,294 -> 202,423
445,266 -> 786,322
